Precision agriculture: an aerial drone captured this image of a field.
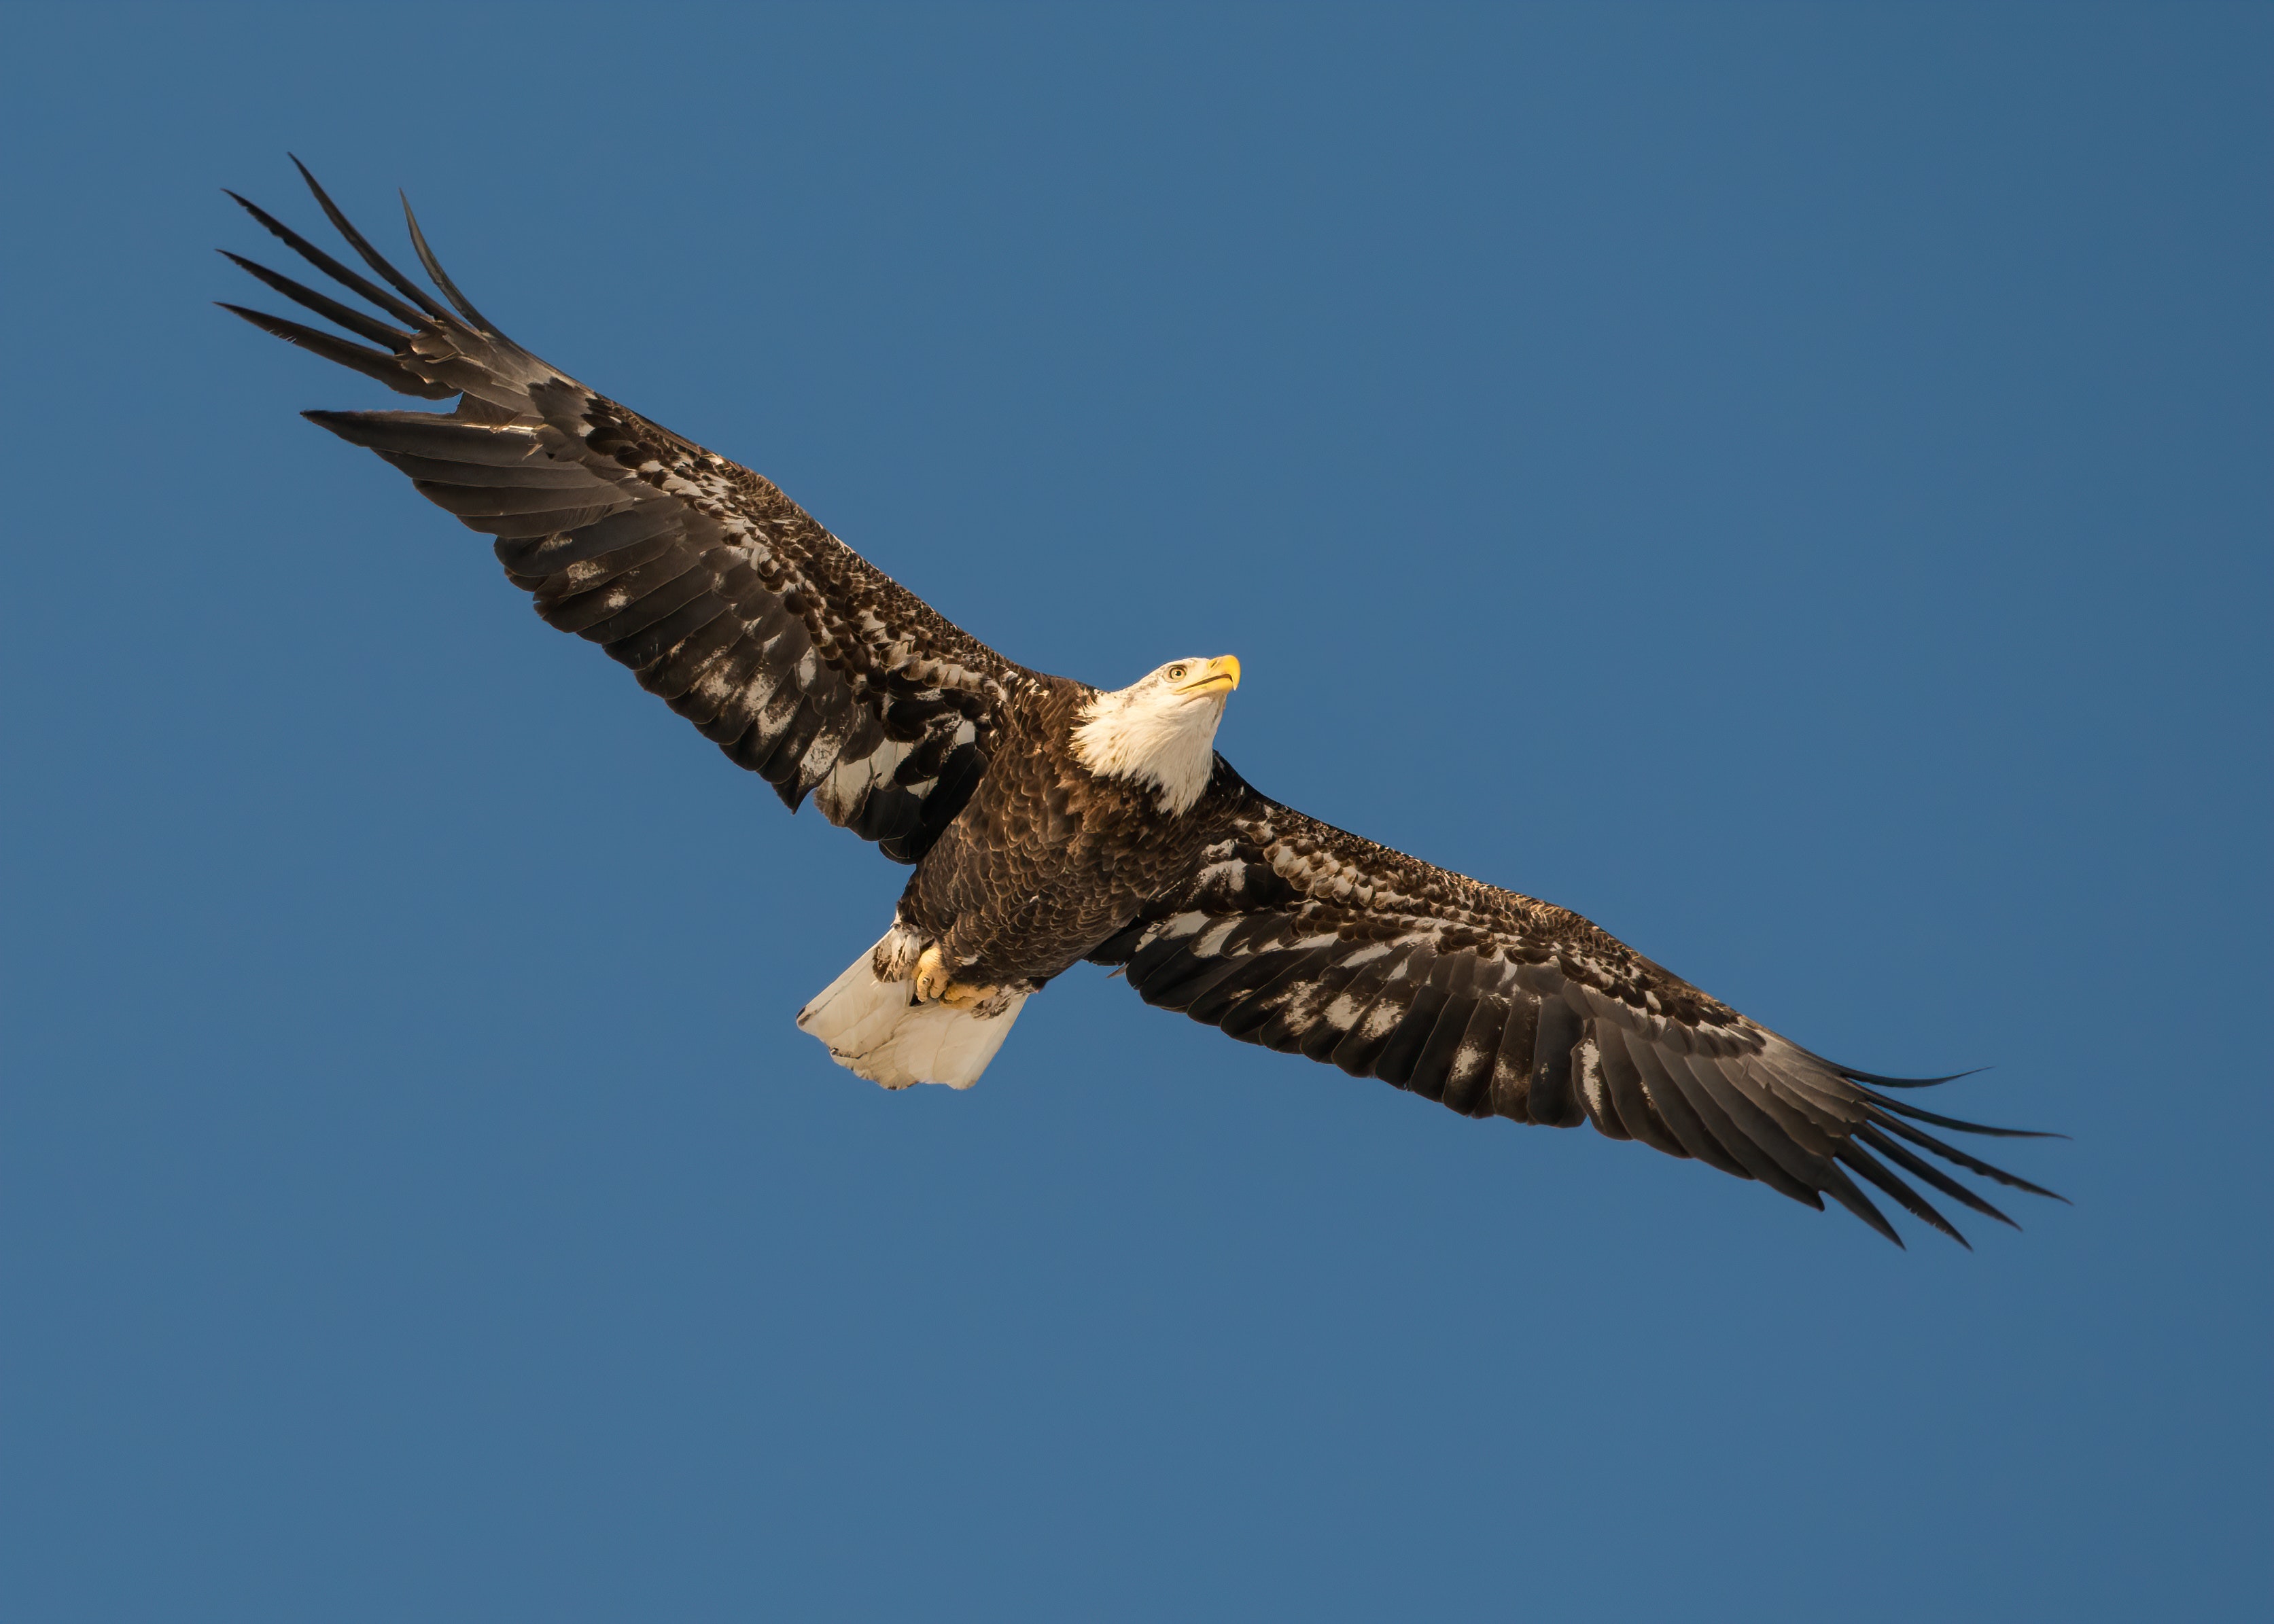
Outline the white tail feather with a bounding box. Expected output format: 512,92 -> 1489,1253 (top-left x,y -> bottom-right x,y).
795,938 -> 1027,1090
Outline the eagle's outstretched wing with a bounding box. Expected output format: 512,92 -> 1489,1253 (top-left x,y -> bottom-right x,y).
1091,782 -> 2060,1246
222,162 -> 1020,863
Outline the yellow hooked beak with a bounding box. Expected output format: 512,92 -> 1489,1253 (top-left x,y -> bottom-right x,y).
1176,654 -> 1241,696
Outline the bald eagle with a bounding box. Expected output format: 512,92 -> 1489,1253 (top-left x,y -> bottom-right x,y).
221,163 -> 2060,1247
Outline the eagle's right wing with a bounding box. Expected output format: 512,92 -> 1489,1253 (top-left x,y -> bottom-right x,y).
222,162 -> 1022,863
1092,784 -> 2061,1246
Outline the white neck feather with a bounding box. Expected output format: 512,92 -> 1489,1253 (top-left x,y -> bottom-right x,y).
1069,684 -> 1227,815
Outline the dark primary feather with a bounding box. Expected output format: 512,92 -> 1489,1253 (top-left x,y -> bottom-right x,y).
1090,784 -> 2061,1246
292,156 -> 451,323
398,191 -> 495,330
222,163 -> 1028,862
219,302 -> 456,399
219,251 -> 404,346
225,186 -> 430,328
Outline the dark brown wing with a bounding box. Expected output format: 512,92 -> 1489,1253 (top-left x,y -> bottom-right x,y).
1091,781 -> 2061,1246
222,161 -> 1023,862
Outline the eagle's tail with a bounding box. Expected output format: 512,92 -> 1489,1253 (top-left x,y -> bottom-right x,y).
795,929 -> 1028,1091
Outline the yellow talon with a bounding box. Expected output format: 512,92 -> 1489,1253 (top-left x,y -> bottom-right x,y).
914,945 -> 995,1010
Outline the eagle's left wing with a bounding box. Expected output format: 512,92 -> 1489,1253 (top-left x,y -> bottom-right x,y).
1090,783 -> 2060,1246
220,163 -> 1024,864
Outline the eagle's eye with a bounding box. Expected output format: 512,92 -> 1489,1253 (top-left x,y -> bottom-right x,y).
1165,664 -> 1188,683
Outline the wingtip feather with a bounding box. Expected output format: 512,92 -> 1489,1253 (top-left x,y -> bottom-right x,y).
1835,1063 -> 1990,1089
223,182 -> 428,328
398,190 -> 496,332
1838,1140 -> 1972,1249
219,249 -> 406,347
291,156 -> 451,323
1817,1163 -> 1906,1248
1855,1123 -> 2021,1232
220,302 -> 455,399
1857,1086 -> 2067,1141
1870,1112 -> 2069,1205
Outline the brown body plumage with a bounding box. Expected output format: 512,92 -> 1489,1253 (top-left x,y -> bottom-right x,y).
897,679 -> 1238,991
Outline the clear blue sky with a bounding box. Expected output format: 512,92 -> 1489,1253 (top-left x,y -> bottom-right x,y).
4,5 -> 2268,1619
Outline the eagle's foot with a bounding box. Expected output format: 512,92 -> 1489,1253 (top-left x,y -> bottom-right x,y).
913,945 -> 996,1010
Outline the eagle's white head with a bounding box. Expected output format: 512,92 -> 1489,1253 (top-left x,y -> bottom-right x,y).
1069,654 -> 1241,815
